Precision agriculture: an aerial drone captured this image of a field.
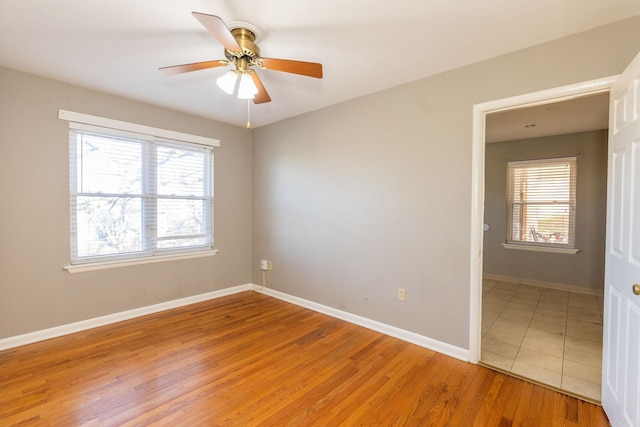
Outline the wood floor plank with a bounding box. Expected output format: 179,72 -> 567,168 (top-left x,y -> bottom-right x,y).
366,352 -> 459,425
535,387 -> 557,427
399,355 -> 477,425
511,380 -> 535,425
452,367 -> 504,425
471,364 -> 525,426
578,398 -> 610,427
320,341 -> 432,425
0,291 -> 610,426
524,385 -> 546,426
467,371 -> 507,427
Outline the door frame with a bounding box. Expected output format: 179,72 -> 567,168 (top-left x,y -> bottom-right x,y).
469,75 -> 617,364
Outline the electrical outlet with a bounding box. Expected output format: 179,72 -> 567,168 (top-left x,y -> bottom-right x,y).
267,261 -> 273,271
397,288 -> 406,301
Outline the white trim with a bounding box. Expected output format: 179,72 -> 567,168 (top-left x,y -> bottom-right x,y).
482,273 -> 604,296
501,243 -> 579,254
469,102 -> 486,363
253,285 -> 470,362
59,109 -> 221,147
1,283 -> 470,361
0,284 -> 251,351
508,156 -> 577,166
469,75 -> 617,364
475,76 -> 616,116
65,249 -> 219,273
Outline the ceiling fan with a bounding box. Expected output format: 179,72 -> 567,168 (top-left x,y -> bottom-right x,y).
160,12 -> 323,105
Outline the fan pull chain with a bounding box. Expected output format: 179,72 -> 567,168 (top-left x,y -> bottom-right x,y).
246,99 -> 251,129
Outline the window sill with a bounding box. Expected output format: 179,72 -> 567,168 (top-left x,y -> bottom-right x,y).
501,243 -> 579,255
64,249 -> 219,273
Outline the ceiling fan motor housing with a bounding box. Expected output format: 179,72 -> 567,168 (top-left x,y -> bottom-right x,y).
226,28 -> 260,60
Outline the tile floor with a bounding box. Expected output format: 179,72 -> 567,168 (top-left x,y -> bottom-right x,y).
481,279 -> 603,402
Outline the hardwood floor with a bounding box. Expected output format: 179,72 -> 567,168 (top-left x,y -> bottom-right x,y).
0,291 -> 609,426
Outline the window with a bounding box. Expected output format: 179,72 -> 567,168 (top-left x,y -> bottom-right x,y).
506,157 -> 576,248
68,122 -> 214,264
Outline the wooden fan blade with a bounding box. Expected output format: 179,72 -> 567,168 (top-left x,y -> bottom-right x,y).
258,58 -> 323,78
159,60 -> 229,75
192,12 -> 242,53
250,71 -> 271,104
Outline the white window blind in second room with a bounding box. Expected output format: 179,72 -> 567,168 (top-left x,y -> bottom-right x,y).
68,122 -> 215,264
506,157 -> 577,248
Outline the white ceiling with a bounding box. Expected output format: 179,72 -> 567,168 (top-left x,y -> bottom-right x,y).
485,92 -> 610,143
1,1 -> 639,128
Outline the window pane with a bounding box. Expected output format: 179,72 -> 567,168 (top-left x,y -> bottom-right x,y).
157,237 -> 210,250
513,164 -> 571,202
76,134 -> 142,194
75,196 -> 143,257
157,199 -> 208,238
506,157 -> 576,246
69,125 -> 214,264
510,203 -> 570,243
509,203 -> 523,241
157,145 -> 206,196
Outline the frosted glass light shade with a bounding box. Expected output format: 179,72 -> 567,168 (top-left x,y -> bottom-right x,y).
237,73 -> 258,99
216,70 -> 238,95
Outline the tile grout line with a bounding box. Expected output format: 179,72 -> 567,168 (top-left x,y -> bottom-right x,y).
506,282 -> 524,371
481,282 -> 512,336
510,284 -> 543,374
481,283 -> 501,334
560,292 -> 569,390
481,281 -> 519,370
481,281 -> 602,401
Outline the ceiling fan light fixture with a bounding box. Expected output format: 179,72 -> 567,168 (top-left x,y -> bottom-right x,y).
161,13 -> 322,108
216,70 -> 238,95
237,73 -> 258,99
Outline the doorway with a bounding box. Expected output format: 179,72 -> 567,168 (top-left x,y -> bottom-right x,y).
469,77 -> 616,402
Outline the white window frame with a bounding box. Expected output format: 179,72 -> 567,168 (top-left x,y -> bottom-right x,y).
504,156 -> 578,254
60,110 -> 219,272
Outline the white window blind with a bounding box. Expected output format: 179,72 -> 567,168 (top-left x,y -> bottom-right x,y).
69,123 -> 214,264
506,157 -> 577,247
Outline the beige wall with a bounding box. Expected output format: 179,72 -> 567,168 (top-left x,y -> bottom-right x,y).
251,17 -> 640,349
2,16 -> 640,350
483,131 -> 608,290
0,67 -> 252,339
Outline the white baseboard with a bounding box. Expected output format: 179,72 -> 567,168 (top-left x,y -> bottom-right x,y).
0,284 -> 252,351
1,283 -> 470,363
482,273 -> 604,296
252,285 -> 469,362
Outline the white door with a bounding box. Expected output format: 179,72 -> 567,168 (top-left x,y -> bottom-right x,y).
602,50 -> 640,427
